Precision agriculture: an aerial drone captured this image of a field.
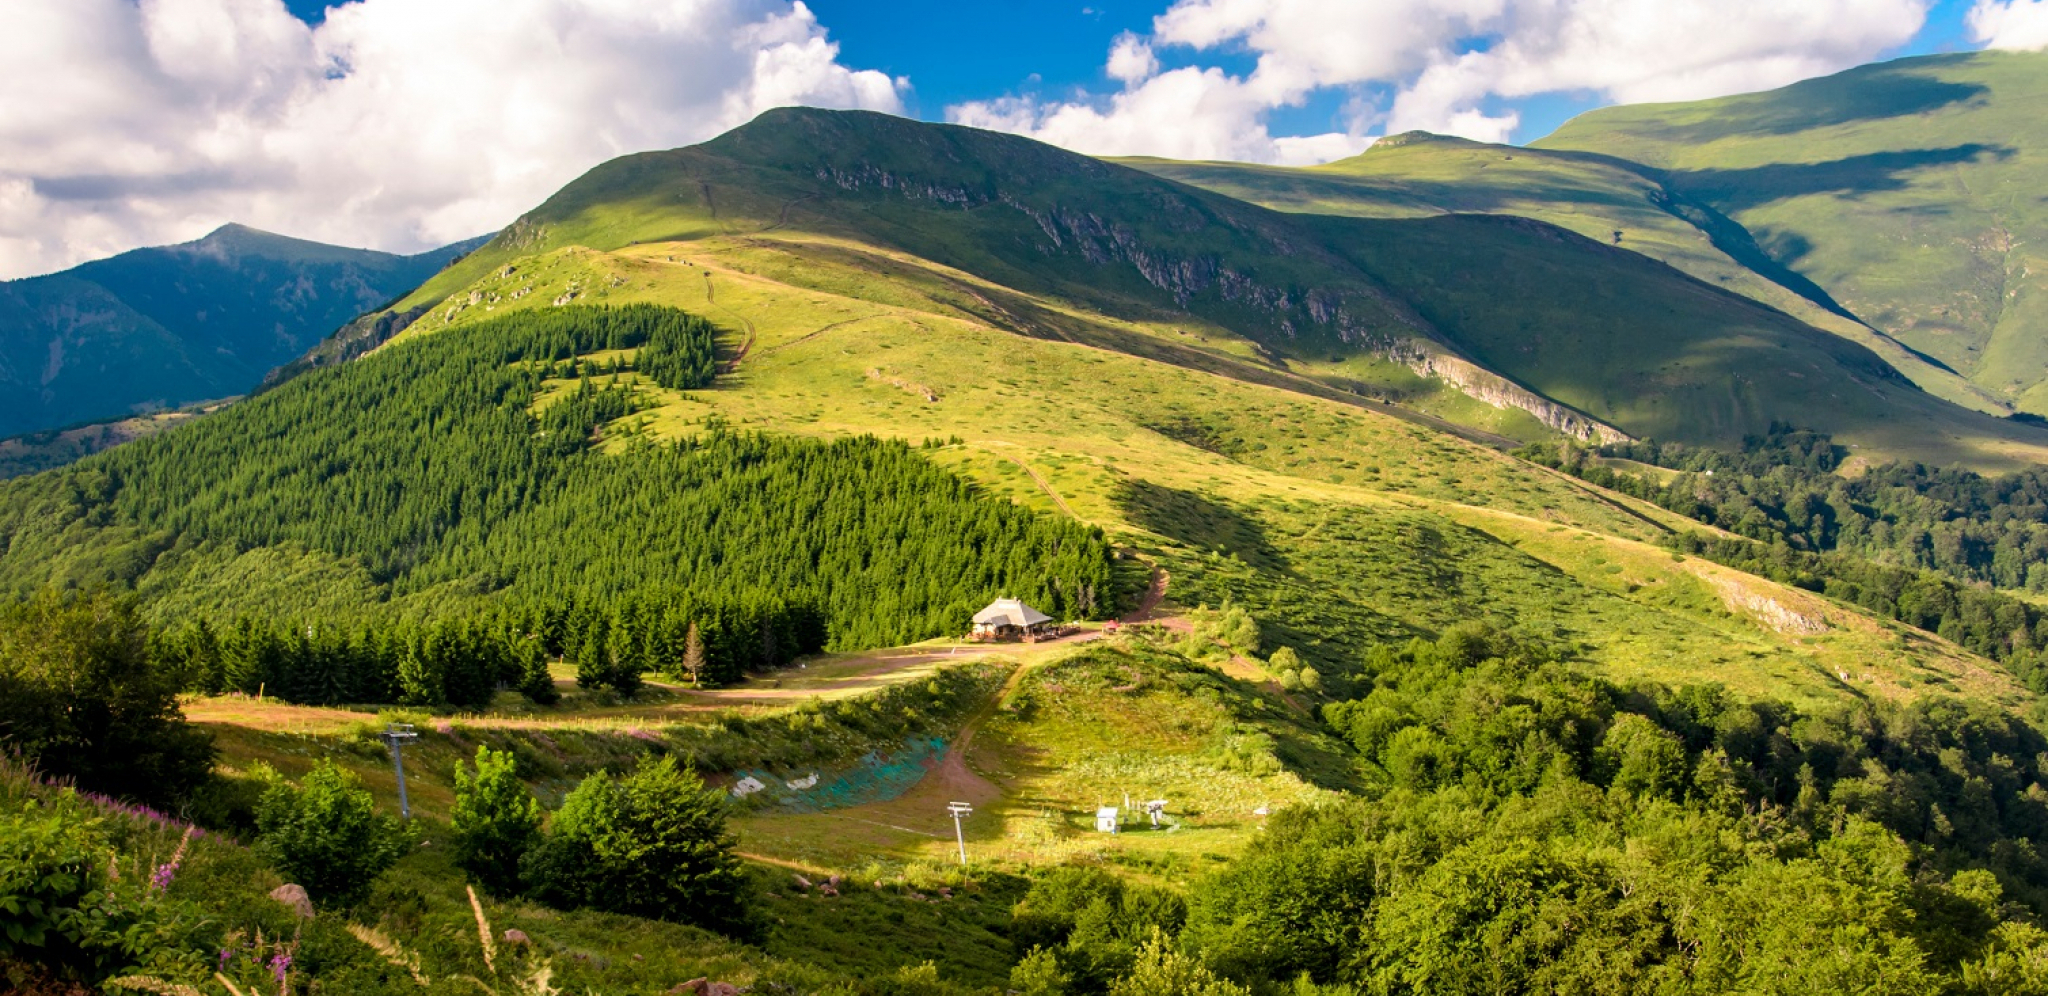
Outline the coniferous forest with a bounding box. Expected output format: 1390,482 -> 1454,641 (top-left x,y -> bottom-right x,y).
0,304 -> 1113,703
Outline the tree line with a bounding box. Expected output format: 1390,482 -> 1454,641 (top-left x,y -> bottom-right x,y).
1518,426 -> 2048,688
1519,423 -> 2048,589
0,303 -> 1115,704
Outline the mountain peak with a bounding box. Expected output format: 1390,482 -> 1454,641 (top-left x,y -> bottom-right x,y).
176,222 -> 386,264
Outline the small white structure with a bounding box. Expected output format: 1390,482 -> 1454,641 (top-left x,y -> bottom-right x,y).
1096,806 -> 1121,833
973,598 -> 1055,641
787,773 -> 819,790
731,776 -> 767,798
1144,800 -> 1169,828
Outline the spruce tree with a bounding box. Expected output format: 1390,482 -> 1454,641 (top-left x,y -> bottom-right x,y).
513,633 -> 559,704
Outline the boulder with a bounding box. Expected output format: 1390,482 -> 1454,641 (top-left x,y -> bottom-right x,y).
791,874 -> 812,890
708,984 -> 741,996
669,981 -> 708,995
502,929 -> 530,946
268,884 -> 314,919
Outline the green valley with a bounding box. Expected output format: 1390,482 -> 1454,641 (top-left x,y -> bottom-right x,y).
14,76 -> 2048,996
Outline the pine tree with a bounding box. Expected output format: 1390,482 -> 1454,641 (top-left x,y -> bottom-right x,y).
574,616 -> 609,691
513,633 -> 559,705
604,615 -> 643,698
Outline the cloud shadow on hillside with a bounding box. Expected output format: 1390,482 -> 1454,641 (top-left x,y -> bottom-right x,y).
1671,144 -> 2013,213
1113,480 -> 1286,572
1610,62 -> 1989,145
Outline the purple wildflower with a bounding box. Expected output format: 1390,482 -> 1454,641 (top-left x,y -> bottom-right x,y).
270,952 -> 292,983
219,948 -> 233,971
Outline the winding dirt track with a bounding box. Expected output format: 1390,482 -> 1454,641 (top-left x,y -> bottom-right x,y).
1000,453 -> 1080,519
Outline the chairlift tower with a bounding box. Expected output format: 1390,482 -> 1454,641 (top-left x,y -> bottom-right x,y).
946,801 -> 973,865
380,723 -> 420,820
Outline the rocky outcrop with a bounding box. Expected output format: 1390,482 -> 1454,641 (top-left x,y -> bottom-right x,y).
1386,342 -> 1631,444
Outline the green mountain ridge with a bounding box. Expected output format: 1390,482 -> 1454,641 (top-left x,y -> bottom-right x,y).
0,223 -> 486,437
383,107 -> 2048,469
1539,50 -> 2048,413
1127,123 -> 2016,419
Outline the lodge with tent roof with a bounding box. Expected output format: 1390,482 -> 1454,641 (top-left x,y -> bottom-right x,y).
971,598 -> 1056,642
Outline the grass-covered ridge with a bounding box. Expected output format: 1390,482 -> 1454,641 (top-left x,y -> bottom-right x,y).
1540,50 -> 2048,414
1129,133 -> 2013,418
376,107 -> 2048,467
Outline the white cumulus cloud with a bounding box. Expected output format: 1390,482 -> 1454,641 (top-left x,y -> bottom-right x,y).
948,0 -> 1931,166
0,0 -> 902,279
1970,0 -> 2048,50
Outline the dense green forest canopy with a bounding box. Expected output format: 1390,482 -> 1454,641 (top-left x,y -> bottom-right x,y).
1175,624 -> 2048,993
0,304 -> 1113,700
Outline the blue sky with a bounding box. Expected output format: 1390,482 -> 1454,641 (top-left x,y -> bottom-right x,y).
816,0 -> 1991,143
282,0 -> 1996,145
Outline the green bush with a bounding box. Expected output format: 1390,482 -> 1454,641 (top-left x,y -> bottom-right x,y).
1010,864 -> 1187,992
521,755 -> 756,938
0,590 -> 215,809
1109,929 -> 1248,996
450,746 -> 543,895
253,760 -> 407,904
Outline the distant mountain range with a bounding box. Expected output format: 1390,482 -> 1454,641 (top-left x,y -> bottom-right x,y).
0,224 -> 485,438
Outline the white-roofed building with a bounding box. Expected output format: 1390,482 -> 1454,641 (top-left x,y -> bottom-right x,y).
971,597 -> 1055,641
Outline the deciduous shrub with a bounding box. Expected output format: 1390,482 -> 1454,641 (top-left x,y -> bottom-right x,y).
0,591 -> 215,809
0,789 -> 202,986
450,746 -> 542,895
253,760 -> 406,904
520,755 -> 755,938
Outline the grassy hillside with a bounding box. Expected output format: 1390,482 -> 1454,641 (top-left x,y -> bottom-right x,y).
0,224 -> 482,438
1130,134 -> 2012,415
362,225 -> 2029,710
16,102 -> 2048,996
378,108 -> 2048,467
1540,50 -> 2048,412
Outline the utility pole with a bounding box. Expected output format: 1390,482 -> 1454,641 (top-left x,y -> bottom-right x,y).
380,723 -> 420,820
946,801 -> 973,865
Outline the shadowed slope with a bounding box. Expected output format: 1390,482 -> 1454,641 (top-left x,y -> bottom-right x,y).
0,225 -> 484,437
1540,51 -> 2048,413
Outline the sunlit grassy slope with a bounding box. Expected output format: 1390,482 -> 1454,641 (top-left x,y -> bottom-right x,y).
390,220 -> 2027,712
392,107 -> 2048,466
1540,50 -> 2048,412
